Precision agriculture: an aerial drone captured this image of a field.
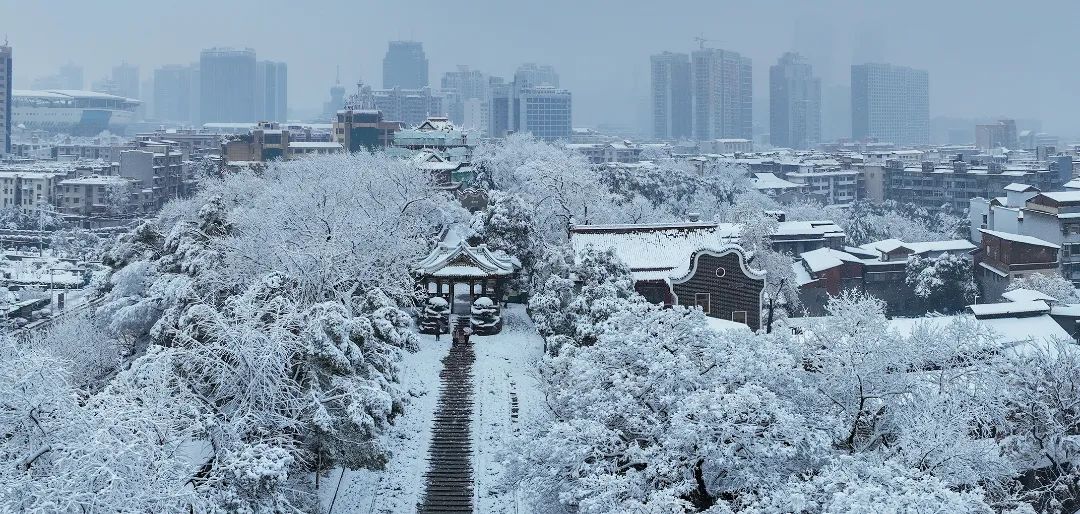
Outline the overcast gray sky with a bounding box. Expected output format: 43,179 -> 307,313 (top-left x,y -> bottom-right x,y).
2,0 -> 1077,135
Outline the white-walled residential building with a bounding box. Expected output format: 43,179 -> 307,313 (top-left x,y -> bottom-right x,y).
0,171 -> 63,214
971,186 -> 1080,285
698,139 -> 753,154
567,141 -> 643,164
785,168 -> 859,205
57,175 -> 142,216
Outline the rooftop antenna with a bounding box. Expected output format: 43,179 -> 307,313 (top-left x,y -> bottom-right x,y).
335,65 -> 340,85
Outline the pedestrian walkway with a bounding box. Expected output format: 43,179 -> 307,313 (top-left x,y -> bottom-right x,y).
417,317 -> 476,513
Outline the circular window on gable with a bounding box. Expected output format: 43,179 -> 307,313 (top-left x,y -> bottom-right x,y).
714,267 -> 727,278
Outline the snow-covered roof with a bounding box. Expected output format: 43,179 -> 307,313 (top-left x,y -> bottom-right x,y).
288,142 -> 343,149
414,241 -> 517,278
774,220 -> 845,238
1001,288 -> 1057,304
861,238 -> 910,255
979,229 -> 1060,249
1035,191 -> 1080,204
1003,183 -> 1039,193
1063,179 -> 1080,190
569,222 -> 741,281
751,173 -> 803,190
799,247 -> 862,273
905,240 -> 977,254
968,300 -> 1050,318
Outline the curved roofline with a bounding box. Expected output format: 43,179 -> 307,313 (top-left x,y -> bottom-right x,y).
13,89 -> 141,103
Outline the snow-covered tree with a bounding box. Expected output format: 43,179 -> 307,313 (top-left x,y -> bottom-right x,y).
419,296 -> 449,334
1007,272 -> 1080,303
906,253 -> 977,313
470,296 -> 500,334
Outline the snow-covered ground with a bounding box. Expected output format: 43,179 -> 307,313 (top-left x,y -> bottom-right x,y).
320,335 -> 451,514
473,304 -> 548,513
318,304 -> 548,514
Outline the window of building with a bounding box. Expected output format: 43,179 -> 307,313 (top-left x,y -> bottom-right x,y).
731,311 -> 747,324
694,293 -> 711,314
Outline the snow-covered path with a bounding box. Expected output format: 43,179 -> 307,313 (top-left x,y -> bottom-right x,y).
320,304 -> 547,514
472,305 -> 549,513
320,335 -> 450,514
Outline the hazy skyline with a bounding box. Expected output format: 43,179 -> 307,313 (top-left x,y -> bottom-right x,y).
4,0 -> 1078,135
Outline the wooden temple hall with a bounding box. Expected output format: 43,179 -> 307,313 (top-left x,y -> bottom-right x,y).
414,241 -> 518,313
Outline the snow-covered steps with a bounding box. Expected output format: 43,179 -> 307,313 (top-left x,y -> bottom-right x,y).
417,335 -> 476,514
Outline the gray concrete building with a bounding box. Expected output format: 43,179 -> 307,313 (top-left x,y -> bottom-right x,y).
851,63 -> 929,147
153,64 -> 198,123
691,48 -> 752,140
256,60 -> 287,123
650,52 -> 692,140
383,41 -> 428,89
0,44 -> 10,155
769,52 -> 821,149
200,47 -> 257,124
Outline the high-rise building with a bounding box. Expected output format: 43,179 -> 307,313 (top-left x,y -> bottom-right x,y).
322,67 -> 347,121
851,63 -> 929,146
650,51 -> 692,140
154,64 -> 198,123
513,63 -> 559,88
382,41 -> 428,89
441,65 -> 489,132
256,60 -> 287,122
32,63 -> 83,90
112,62 -> 140,99
512,86 -> 572,141
975,119 -> 1018,150
372,87 -> 443,127
200,47 -> 257,124
489,77 -> 510,138
821,84 -> 851,142
769,52 -> 821,149
0,44 -> 10,155
691,48 -> 752,140
59,63 -> 83,90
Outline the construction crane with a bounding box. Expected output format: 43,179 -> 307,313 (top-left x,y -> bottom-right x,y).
693,35 -> 716,50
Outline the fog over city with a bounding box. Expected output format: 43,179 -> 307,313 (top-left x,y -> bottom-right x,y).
5,0 -> 1078,135
6,2 -> 1080,513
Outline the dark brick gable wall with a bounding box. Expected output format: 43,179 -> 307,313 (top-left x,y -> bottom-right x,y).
672,251 -> 765,329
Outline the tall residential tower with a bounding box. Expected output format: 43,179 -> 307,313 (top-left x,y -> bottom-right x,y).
691,48 -> 752,140
769,52 -> 821,149
0,44 -> 9,155
650,52 -> 692,140
851,63 -> 929,146
200,47 -> 257,123
382,41 -> 428,89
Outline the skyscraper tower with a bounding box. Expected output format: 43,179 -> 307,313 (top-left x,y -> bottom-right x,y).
112,62 -> 140,99
0,42 -> 10,155
650,51 -> 692,140
256,60 -> 288,122
691,48 -> 752,140
851,63 -> 929,146
382,41 -> 428,89
770,52 -> 821,149
200,47 -> 257,124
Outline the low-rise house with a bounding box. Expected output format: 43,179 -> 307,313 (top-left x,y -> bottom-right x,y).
976,229 -> 1060,300
793,238 -> 976,316
569,222 -> 765,328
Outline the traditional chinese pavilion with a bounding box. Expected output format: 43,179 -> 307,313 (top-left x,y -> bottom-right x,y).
414,241 -> 517,313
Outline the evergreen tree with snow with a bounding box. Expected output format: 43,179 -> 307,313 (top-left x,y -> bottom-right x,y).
469,296 -> 501,335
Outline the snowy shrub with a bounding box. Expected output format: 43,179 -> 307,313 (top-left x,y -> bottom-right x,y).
906,253 -> 977,313
1006,272 -> 1080,303
419,296 -> 450,334
470,296 -> 501,334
